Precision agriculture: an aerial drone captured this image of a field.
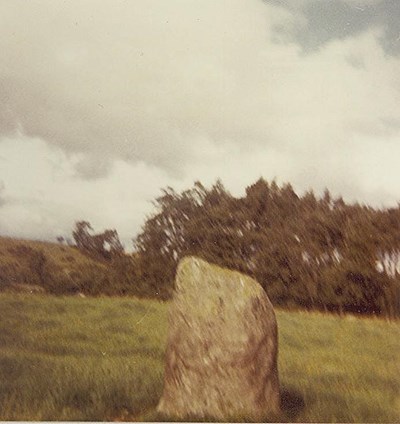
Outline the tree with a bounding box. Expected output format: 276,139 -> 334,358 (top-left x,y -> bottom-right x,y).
72,221 -> 124,260
133,178 -> 400,316
72,221 -> 95,251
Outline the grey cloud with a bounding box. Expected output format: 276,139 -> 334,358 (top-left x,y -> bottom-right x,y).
0,0 -> 399,222
3,0 -> 397,186
0,72 -> 192,178
0,0 -> 282,179
266,0 -> 400,56
345,53 -> 366,68
74,156 -> 113,180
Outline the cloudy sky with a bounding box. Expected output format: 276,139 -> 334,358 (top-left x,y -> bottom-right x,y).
0,0 -> 399,247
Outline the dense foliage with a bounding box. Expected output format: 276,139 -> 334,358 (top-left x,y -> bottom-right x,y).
1,178 -> 399,317
134,179 -> 400,317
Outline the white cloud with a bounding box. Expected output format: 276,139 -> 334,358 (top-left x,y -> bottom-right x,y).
0,0 -> 399,243
0,135 -> 178,247
0,0 -> 305,174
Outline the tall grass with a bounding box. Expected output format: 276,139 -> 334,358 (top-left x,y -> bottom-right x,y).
0,293 -> 398,421
0,294 -> 168,420
277,310 -> 400,422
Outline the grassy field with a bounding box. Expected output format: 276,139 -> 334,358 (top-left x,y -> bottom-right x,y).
0,293 -> 399,422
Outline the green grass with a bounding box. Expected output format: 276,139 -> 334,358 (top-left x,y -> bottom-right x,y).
277,310 -> 400,422
0,293 -> 399,422
0,293 -> 168,421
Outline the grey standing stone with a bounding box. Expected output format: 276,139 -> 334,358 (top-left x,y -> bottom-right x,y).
157,256 -> 280,421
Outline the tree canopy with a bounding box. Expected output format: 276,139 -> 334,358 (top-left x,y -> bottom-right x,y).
133,179 -> 400,317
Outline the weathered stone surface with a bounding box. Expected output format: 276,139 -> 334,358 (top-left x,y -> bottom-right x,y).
157,256 -> 280,421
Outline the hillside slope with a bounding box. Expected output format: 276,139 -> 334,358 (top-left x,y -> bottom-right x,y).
0,236 -> 108,294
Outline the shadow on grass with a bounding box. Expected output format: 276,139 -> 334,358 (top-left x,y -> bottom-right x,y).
280,387 -> 305,421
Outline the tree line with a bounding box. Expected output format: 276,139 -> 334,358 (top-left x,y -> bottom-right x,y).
60,178 -> 399,317
131,179 -> 399,318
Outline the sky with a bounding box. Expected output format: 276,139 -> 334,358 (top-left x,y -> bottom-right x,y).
0,0 -> 400,248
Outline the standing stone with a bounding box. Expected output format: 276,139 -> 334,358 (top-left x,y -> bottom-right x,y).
157,256 -> 280,421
